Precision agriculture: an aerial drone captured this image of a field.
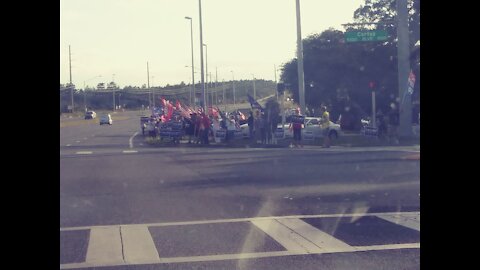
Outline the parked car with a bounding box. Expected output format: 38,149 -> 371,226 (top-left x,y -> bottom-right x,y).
99,114 -> 113,125
84,111 -> 96,119
279,117 -> 341,140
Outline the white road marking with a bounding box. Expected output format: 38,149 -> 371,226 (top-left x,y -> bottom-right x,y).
75,151 -> 92,155
276,218 -> 354,252
85,227 -> 124,265
250,219 -> 320,253
60,243 -> 420,269
129,132 -> 139,149
60,211 -> 420,232
376,213 -> 420,231
66,144 -> 71,147
122,150 -> 138,154
121,225 -> 161,264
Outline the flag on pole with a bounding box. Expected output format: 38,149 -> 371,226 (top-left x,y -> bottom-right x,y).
247,94 -> 264,111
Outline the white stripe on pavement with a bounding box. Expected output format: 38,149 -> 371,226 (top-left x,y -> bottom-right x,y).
60,243 -> 420,269
121,225 -> 161,264
250,219 -> 320,253
75,151 -> 92,155
122,150 -> 138,154
276,218 -> 354,252
129,132 -> 139,149
376,213 -> 420,231
66,144 -> 71,147
85,227 -> 124,265
60,212 -> 420,232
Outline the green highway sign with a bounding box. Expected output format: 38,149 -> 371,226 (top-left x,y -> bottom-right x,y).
345,30 -> 388,42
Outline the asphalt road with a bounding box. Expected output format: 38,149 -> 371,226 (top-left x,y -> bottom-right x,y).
60,110 -> 420,270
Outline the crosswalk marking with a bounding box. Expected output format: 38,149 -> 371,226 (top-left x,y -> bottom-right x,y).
61,212 -> 420,269
121,225 -> 161,264
276,218 -> 354,252
376,213 -> 420,231
250,219 -> 321,253
85,227 -> 124,265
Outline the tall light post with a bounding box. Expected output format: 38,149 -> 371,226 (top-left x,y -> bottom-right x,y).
198,0 -> 206,112
83,75 -> 101,112
295,0 -> 306,114
397,0 -> 412,137
185,16 -> 195,108
203,43 -> 208,108
231,70 -> 236,107
68,45 -> 74,113
147,62 -> 151,108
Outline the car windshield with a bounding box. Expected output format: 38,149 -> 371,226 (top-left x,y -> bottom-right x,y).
60,1 -> 420,269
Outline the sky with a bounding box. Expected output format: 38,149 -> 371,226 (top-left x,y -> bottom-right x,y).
60,0 -> 364,88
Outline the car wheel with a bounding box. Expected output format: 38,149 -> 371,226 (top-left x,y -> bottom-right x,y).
329,130 -> 338,140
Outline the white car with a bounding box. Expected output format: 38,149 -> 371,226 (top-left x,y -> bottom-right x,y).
99,114 -> 113,125
279,117 -> 341,140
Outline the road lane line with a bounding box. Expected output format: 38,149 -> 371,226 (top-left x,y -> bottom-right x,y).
121,225 -> 161,264
250,219 -> 319,253
376,213 -> 420,231
129,132 -> 139,148
85,226 -> 124,265
66,144 -> 71,147
122,150 -> 138,154
60,211 -> 420,232
75,151 -> 92,155
276,218 -> 354,252
60,243 -> 420,269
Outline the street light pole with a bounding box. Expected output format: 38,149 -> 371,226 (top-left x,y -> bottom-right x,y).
198,0 -> 206,112
203,43 -> 208,108
295,0 -> 306,114
147,62 -> 151,108
69,45 -> 74,113
396,0 -> 412,137
185,17 -> 195,108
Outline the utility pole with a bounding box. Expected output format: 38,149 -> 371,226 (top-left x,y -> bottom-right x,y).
215,67 -> 218,106
397,0 -> 412,137
203,44 -> 208,108
222,80 -> 226,111
69,45 -> 74,113
295,0 -> 306,114
198,0 -> 206,112
147,62 -> 151,107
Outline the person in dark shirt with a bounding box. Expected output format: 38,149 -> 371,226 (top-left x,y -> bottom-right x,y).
247,112 -> 254,141
289,110 -> 303,148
